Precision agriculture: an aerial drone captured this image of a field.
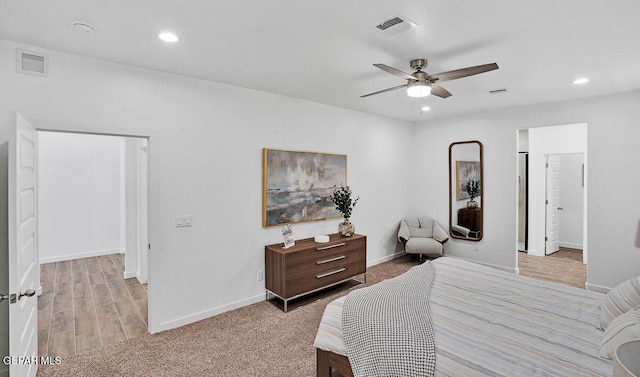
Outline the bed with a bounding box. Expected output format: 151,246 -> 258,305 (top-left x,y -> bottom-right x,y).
314,257 -> 613,377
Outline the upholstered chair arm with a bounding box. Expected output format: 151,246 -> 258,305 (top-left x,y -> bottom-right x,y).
398,220 -> 410,243
432,221 -> 449,243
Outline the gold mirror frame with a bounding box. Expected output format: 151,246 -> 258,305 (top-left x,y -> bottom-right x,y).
449,140 -> 483,241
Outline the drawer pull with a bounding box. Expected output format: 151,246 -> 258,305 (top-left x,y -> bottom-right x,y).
316,255 -> 346,265
316,242 -> 346,251
316,268 -> 346,279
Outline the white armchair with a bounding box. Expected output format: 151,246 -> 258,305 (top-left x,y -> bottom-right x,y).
398,218 -> 448,260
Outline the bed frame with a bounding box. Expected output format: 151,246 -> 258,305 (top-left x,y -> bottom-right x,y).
316,349 -> 353,377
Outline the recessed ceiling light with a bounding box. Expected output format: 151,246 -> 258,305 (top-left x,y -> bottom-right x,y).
573,77 -> 590,85
421,106 -> 431,112
158,32 -> 179,43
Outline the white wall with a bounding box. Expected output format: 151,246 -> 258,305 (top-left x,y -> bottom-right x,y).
0,39 -> 414,332
413,91 -> 640,291
559,154 -> 584,249
38,131 -> 123,262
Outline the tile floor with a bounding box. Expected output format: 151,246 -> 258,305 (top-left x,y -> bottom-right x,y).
38,254 -> 148,357
518,247 -> 586,288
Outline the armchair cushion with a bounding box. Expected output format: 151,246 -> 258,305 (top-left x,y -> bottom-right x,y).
406,238 -> 442,256
397,217 -> 448,257
409,227 -> 431,238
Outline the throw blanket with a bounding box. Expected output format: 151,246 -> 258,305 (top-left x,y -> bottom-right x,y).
342,262 -> 436,377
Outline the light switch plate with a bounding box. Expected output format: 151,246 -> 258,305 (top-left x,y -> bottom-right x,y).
175,215 -> 192,227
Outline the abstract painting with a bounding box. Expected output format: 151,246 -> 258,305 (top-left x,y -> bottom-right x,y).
262,148 -> 347,227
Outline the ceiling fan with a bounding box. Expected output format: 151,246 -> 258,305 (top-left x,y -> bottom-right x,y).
361,59 -> 499,98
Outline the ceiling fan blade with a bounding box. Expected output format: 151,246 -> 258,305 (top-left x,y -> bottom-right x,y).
373,64 -> 418,81
431,84 -> 452,98
431,63 -> 499,82
360,84 -> 407,98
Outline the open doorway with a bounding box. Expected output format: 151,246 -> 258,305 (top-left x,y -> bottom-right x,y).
517,124 -> 588,288
36,131 -> 149,357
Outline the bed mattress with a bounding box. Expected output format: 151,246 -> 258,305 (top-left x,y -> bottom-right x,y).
314,257 -> 612,376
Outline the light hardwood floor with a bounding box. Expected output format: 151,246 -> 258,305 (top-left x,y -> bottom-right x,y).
518,247 -> 586,288
38,254 -> 148,357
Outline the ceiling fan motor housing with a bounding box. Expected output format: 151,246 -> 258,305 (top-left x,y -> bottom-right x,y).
410,58 -> 428,71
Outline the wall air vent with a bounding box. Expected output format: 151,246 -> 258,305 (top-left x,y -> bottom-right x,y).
16,49 -> 49,77
489,88 -> 508,94
374,15 -> 418,35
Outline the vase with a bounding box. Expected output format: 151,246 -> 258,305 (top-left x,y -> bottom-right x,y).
339,220 -> 355,237
467,200 -> 478,209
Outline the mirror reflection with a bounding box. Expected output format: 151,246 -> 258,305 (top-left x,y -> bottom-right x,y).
449,141 -> 483,241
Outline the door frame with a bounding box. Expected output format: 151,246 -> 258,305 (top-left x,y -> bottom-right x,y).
27,116 -> 156,329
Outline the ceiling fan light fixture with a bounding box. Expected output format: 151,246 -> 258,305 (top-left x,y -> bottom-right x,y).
407,81 -> 431,98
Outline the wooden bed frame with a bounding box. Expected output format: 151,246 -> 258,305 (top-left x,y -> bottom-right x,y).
316,349 -> 353,377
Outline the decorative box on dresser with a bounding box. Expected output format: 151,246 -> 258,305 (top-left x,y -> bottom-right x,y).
265,233 -> 366,312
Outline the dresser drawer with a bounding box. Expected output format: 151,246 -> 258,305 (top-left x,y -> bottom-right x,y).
285,238 -> 365,270
286,248 -> 365,297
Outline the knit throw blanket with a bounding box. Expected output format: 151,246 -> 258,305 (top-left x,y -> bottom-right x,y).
342,262 -> 436,377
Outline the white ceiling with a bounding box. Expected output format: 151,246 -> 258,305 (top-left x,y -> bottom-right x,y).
2,0 -> 640,121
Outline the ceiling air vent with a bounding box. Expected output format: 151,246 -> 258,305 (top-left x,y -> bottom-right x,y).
16,49 -> 49,77
374,15 -> 418,35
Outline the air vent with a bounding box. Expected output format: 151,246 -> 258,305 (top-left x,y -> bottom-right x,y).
489,88 -> 508,94
376,17 -> 404,30
374,15 -> 418,35
16,49 -> 49,77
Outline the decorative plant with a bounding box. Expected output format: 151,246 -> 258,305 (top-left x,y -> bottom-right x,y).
465,179 -> 480,201
329,184 -> 360,221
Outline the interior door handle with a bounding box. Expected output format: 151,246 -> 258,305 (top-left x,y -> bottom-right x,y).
19,289 -> 36,300
2,289 -> 35,304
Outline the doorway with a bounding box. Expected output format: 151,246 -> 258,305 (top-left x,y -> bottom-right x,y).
517,123 -> 588,286
37,131 -> 149,357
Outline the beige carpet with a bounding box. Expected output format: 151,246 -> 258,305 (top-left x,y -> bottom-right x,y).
37,255 -> 416,377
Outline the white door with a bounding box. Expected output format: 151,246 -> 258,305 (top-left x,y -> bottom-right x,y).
545,154 -> 560,255
8,113 -> 39,377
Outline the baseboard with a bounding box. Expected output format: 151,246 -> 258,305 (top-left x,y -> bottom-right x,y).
367,251 -> 405,267
586,282 -> 610,293
559,242 -> 582,250
123,270 -> 137,279
155,293 -> 265,333
39,248 -> 123,264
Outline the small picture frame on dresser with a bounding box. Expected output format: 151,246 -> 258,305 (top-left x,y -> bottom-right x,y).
281,224 -> 295,249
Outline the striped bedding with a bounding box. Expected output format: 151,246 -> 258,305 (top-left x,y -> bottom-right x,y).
314,257 -> 612,376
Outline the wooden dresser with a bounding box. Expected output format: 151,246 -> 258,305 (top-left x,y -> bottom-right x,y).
265,233 -> 366,312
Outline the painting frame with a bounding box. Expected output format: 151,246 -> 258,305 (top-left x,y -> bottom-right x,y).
456,160 -> 481,201
262,148 -> 347,227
